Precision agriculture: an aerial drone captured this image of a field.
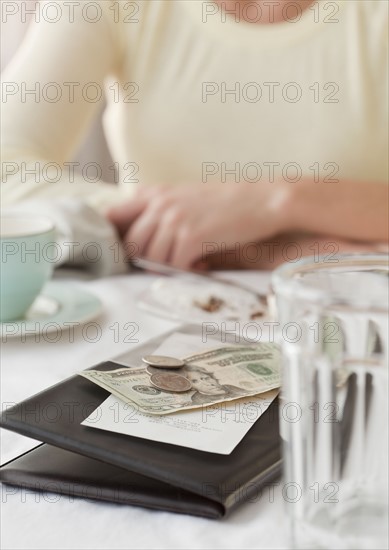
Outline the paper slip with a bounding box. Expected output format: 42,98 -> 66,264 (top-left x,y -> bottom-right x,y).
82,391 -> 277,455
82,331 -> 279,454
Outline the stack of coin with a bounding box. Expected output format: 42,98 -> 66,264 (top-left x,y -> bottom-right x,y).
142,355 -> 192,393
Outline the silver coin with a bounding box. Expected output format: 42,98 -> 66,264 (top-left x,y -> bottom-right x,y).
146,365 -> 184,376
142,355 -> 185,368
149,372 -> 192,393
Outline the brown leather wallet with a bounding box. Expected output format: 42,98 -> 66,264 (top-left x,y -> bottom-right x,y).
0,325 -> 281,518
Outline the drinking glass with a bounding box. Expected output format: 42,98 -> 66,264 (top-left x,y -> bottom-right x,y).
272,254 -> 388,550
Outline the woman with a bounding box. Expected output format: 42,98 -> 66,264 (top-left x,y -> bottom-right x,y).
1,0 -> 388,270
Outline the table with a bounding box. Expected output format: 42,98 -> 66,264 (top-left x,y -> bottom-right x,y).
1,270 -> 289,550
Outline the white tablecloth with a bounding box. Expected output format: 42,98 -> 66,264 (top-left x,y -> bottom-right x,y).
1,270 -> 289,550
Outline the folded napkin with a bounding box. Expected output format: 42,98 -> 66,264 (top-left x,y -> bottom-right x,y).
2,198 -> 128,277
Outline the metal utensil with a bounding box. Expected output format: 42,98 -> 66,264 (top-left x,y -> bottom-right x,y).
130,257 -> 269,307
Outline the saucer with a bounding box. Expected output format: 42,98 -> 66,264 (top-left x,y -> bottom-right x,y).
137,277 -> 269,325
1,281 -> 103,339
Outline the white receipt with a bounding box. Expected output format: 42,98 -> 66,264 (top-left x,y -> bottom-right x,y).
82,332 -> 278,454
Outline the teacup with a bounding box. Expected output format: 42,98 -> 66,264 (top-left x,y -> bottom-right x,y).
0,215 -> 56,322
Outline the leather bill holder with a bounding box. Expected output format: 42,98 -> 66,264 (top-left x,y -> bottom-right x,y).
0,325 -> 282,518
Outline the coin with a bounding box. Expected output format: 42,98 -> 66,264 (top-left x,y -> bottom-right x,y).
142,355 -> 185,368
149,372 -> 192,393
146,365 -> 184,376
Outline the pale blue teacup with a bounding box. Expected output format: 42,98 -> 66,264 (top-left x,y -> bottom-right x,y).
0,215 -> 56,322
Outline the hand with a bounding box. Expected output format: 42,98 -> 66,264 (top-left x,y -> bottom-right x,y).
107,182 -> 291,269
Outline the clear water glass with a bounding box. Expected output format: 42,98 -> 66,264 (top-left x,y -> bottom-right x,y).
272,254 -> 389,550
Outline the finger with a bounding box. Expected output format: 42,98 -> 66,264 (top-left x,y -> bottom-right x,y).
107,187 -> 160,235
170,228 -> 201,269
106,199 -> 146,236
125,210 -> 160,258
144,223 -> 175,264
192,259 -> 210,271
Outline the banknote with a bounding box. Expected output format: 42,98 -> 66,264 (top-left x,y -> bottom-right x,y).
79,343 -> 281,415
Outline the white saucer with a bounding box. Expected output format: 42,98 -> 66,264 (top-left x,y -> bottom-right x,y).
1,281 -> 103,339
137,277 -> 269,325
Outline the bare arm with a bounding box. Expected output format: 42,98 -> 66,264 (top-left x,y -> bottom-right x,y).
1,0 -> 129,212
108,177 -> 388,269
203,179 -> 389,270
286,179 -> 389,243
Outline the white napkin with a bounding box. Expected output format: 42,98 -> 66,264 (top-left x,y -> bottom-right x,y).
2,198 -> 128,277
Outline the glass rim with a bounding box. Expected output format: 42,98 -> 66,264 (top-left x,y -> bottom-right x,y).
271,252 -> 389,312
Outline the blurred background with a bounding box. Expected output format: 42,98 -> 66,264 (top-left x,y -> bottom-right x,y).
1,0 -> 115,183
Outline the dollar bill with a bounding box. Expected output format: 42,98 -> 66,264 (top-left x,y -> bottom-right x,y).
79,343 -> 281,415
